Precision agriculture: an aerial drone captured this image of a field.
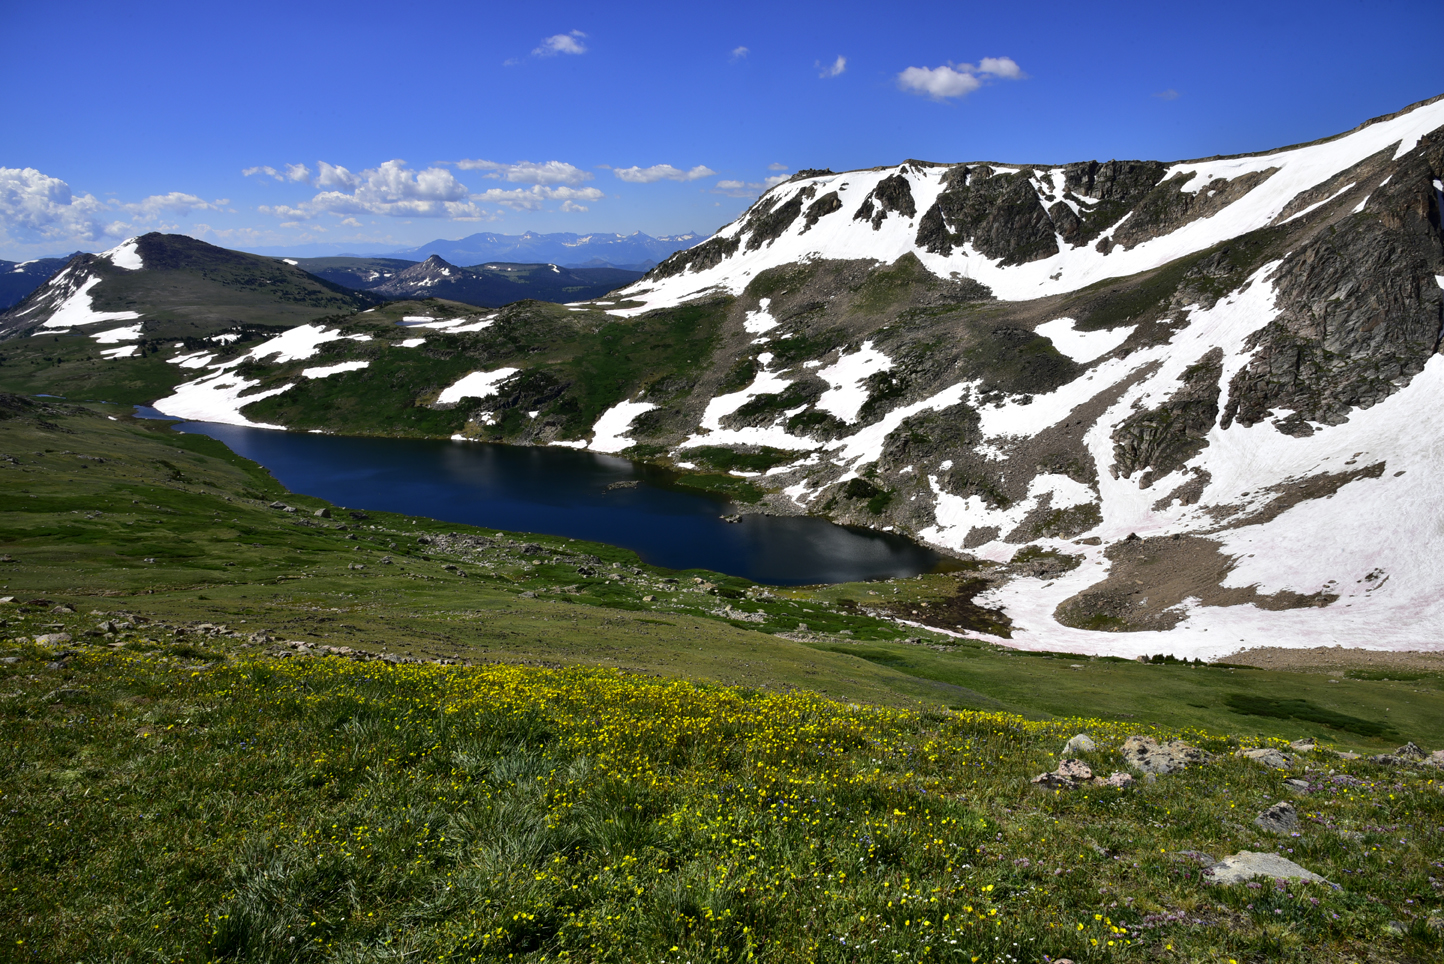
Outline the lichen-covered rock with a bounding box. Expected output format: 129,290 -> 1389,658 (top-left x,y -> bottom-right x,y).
1121,735 -> 1212,774
1062,733 -> 1096,754
1206,851 -> 1333,887
1031,758 -> 1093,789
1254,801 -> 1299,833
1238,747 -> 1293,769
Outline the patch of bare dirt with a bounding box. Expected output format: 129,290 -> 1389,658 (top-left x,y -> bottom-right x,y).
1053,533 -> 1336,632
1219,646 -> 1444,674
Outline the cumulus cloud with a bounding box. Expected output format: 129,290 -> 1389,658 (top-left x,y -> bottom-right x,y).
730,46 -> 749,61
455,159 -> 592,185
475,185 -> 604,212
559,200 -> 588,213
0,167 -> 227,246
817,55 -> 846,79
712,174 -> 789,198
767,163 -> 789,171
897,57 -> 1025,100
260,160 -> 483,220
1154,88 -> 1180,101
0,166 -> 112,241
613,164 -> 717,184
534,30 -> 586,56
122,192 -> 225,217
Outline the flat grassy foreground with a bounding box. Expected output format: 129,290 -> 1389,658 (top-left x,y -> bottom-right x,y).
3,647 -> 1442,963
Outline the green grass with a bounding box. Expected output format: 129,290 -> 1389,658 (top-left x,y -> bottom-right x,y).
1,396 -> 1441,752
2,389 -> 1444,962
4,645 -> 1442,963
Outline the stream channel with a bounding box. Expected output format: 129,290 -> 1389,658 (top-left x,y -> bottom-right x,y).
137,409 -> 947,585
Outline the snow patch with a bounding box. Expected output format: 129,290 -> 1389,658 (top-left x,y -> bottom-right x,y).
814,341 -> 892,423
743,298 -> 779,334
302,360 -> 370,379
100,345 -> 139,359
1034,317 -> 1135,364
587,400 -> 658,454
40,276 -> 141,330
103,238 -> 144,271
90,323 -> 143,344
435,368 -> 520,406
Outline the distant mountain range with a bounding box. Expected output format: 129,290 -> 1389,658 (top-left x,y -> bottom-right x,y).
294,255 -> 644,307
241,230 -> 703,269
1,256 -> 77,310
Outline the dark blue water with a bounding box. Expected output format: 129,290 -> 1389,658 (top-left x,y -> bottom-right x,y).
135,409 -> 943,585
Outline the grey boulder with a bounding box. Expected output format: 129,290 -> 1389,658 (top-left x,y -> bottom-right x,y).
1205,851 -> 1333,887
1121,735 -> 1212,774
1253,801 -> 1299,833
1062,733 -> 1097,754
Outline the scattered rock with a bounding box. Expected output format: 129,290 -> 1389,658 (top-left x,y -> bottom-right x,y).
51,604 -> 74,614
1238,747 -> 1292,769
0,554 -> 12,563
1205,851 -> 1334,887
1032,758 -> 1093,790
720,514 -> 742,524
642,594 -> 656,602
1370,741 -> 1428,766
268,501 -> 288,509
1425,750 -> 1444,769
1097,771 -> 1135,789
380,556 -> 392,565
1121,735 -> 1212,774
1283,777 -> 1311,793
313,507 -> 331,518
1253,801 -> 1299,833
1289,739 -> 1317,752
0,656 -> 20,664
34,633 -> 71,645
1062,733 -> 1096,755
0,596 -> 14,604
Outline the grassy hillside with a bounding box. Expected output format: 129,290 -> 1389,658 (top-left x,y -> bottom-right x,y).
2,394 -> 1443,962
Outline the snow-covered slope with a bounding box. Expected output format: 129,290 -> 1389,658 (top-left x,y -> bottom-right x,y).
621,96 -> 1444,311
588,94 -> 1444,657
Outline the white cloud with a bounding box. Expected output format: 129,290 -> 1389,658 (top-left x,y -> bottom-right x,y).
455,159 -> 593,185
897,57 -> 1025,99
730,46 -> 749,61
977,56 -> 1023,80
0,167 -> 112,241
475,185 -> 605,211
0,167 -> 222,245
767,163 -> 789,171
613,164 -> 717,184
534,30 -> 586,56
712,174 -> 789,198
559,200 -> 588,213
1154,88 -> 1180,101
262,160 -> 482,220
818,55 -> 846,79
243,163 -> 312,183
122,192 -> 225,218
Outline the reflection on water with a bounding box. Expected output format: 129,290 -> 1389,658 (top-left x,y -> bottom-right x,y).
137,410 -> 943,585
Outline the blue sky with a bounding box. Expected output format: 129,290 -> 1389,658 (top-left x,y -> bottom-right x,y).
1,0 -> 1440,260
